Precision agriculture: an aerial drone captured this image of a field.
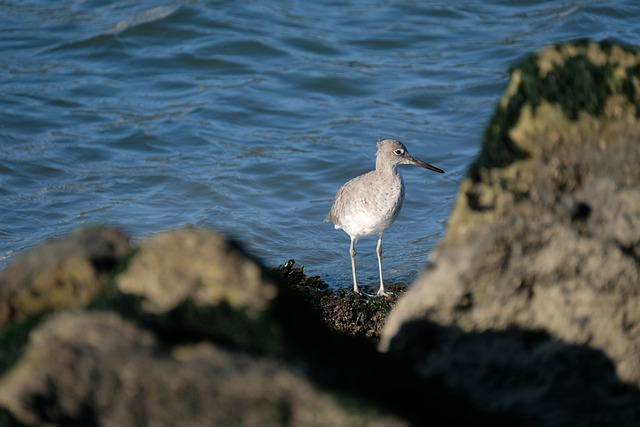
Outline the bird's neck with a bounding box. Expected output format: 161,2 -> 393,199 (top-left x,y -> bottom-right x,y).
376,161 -> 400,179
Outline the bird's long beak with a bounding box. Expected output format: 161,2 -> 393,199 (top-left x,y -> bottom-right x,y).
410,156 -> 445,174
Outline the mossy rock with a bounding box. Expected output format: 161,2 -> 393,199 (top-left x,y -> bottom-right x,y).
473,40 -> 640,177
448,40 -> 640,243
273,260 -> 405,342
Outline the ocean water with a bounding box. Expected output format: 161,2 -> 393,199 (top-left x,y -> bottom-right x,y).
2,0 -> 639,289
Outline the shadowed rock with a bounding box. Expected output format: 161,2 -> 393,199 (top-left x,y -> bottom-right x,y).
0,311 -> 403,427
0,227 -> 414,426
381,40 -> 640,425
0,221 -> 512,426
113,227 -> 284,354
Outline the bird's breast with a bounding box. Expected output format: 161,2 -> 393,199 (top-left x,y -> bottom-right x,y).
334,174 -> 405,238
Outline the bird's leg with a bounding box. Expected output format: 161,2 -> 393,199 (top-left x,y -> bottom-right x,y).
376,233 -> 388,297
350,236 -> 359,293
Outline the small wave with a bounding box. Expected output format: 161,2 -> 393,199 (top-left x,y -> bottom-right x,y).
42,4 -> 183,54
112,5 -> 181,34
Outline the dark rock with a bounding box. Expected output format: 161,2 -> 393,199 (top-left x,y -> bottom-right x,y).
0,311 -> 404,427
273,259 -> 406,341
381,41 -> 640,426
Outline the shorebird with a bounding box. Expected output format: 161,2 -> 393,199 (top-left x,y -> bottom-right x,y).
325,139 -> 444,296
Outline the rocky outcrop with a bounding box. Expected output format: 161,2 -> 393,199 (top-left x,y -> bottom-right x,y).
380,41 -> 640,425
0,227 -> 403,426
0,227 -> 130,327
0,227 -> 499,426
0,227 -> 412,426
0,310 -> 398,427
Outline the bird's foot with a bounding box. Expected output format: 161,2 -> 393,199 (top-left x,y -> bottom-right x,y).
352,286 -> 392,298
375,289 -> 393,297
359,290 -> 392,298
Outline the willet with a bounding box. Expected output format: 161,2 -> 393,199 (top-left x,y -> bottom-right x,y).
325,139 -> 444,296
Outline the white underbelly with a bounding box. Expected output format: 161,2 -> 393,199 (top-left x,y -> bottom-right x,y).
339,208 -> 397,239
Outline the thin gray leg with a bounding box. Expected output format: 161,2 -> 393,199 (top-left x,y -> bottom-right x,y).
376,233 -> 387,296
350,236 -> 359,293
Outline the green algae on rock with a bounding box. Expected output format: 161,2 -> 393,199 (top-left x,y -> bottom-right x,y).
452,40 -> 640,244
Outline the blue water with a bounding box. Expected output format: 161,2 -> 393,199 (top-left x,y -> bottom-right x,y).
2,1 -> 640,289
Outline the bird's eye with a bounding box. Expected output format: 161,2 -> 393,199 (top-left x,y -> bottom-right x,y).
394,149 -> 404,155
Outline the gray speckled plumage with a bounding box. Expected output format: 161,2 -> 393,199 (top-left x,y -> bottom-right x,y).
325,139 -> 444,296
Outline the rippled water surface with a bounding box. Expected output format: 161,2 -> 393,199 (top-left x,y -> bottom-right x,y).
2,1 -> 640,288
